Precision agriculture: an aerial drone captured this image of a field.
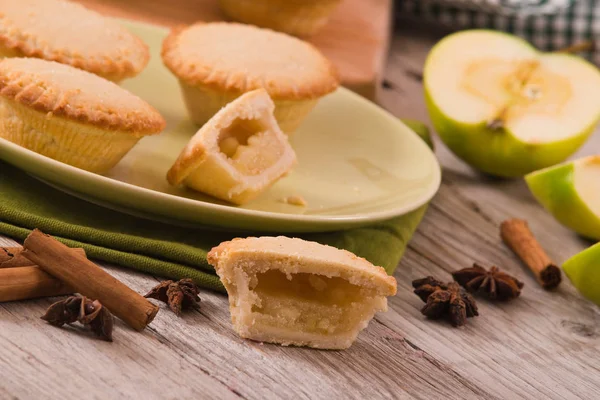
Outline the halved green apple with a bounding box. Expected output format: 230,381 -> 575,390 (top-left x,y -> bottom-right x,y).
424,30 -> 600,177
525,155 -> 600,240
563,243 -> 600,306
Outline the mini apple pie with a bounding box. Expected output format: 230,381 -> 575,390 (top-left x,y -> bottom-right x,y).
167,89 -> 296,205
208,236 -> 397,350
161,22 -> 339,133
0,58 -> 165,173
0,0 -> 149,81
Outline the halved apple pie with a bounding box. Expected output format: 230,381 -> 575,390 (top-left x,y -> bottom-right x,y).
167,89 -> 296,204
208,236 -> 397,349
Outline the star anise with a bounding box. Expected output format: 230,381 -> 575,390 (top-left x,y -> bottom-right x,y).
144,279 -> 201,315
412,276 -> 446,302
412,277 -> 479,327
41,295 -> 114,341
452,263 -> 524,301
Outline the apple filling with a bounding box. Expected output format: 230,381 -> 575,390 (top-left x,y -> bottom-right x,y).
218,117 -> 263,157
248,270 -> 383,335
461,58 -> 572,128
218,117 -> 285,176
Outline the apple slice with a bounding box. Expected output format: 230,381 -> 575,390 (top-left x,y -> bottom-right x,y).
563,243 -> 600,306
424,30 -> 600,177
525,156 -> 600,240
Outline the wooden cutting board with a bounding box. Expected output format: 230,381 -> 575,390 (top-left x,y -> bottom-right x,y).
77,0 -> 393,100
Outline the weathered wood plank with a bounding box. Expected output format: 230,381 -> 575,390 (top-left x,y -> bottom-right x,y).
380,21 -> 600,400
0,235 -> 493,399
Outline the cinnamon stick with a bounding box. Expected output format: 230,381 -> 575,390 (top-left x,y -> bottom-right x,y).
1,246 -> 85,268
500,219 -> 562,290
0,266 -> 73,302
22,230 -> 159,331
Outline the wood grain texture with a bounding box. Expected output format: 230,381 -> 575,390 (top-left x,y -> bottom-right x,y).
75,0 -> 392,100
1,10 -> 600,400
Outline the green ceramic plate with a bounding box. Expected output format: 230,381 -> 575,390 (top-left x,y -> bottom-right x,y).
0,19 -> 440,233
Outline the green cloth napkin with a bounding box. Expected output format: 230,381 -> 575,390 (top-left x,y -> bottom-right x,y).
0,120 -> 433,293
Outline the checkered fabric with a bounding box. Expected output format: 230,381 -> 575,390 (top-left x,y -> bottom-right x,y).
398,0 -> 599,63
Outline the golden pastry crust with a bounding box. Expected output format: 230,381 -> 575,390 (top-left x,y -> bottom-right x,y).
208,236 -> 397,349
161,22 -> 339,101
0,99 -> 144,173
209,236 -> 397,294
167,89 -> 296,204
0,0 -> 149,81
0,58 -> 165,134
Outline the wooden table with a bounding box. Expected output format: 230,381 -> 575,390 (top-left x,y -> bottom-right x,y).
1,3 -> 599,400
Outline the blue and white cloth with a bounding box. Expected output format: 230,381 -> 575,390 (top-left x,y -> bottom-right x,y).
398,0 -> 599,63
